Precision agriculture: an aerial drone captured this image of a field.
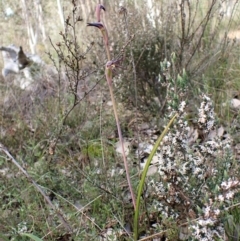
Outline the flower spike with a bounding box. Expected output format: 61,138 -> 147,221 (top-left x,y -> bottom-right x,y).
87,22 -> 109,59
96,4 -> 105,22
106,57 -> 123,70
87,3 -> 136,212
87,22 -> 104,29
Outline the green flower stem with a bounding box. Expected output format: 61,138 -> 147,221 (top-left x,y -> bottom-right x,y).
133,113 -> 177,240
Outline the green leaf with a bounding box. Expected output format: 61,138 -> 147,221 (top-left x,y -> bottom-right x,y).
196,205 -> 203,214
171,52 -> 176,62
133,113 -> 177,240
223,170 -> 228,179
21,233 -> 43,241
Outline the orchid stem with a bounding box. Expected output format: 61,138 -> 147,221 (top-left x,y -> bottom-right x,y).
88,5 -> 136,209
106,67 -> 136,210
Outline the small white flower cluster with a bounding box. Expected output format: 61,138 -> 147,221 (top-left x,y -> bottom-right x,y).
146,96 -> 239,240
221,178 -> 239,190
219,178 -> 239,201
17,221 -> 28,232
189,198 -> 222,239
189,176 -> 240,241
179,101 -> 186,113
191,219 -> 224,241
198,95 -> 215,132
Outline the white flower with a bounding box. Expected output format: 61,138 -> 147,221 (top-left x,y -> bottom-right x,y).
218,195 -> 224,202
193,156 -> 203,166
226,191 -> 234,199
166,61 -> 171,68
193,167 -> 202,175
221,180 -> 230,189
204,206 -> 211,218
225,179 -> 239,187
198,115 -> 207,124
179,101 -> 186,112
204,103 -> 210,111
166,161 -> 172,171
214,209 -> 220,216
200,146 -> 207,152
207,120 -> 214,130
203,95 -> 211,101
163,136 -> 169,142
198,173 -> 204,179
198,218 -> 214,226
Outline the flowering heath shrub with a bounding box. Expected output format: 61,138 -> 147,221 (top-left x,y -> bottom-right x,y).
145,93 -> 240,240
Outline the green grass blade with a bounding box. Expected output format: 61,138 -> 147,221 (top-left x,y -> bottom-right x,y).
133,113 -> 177,240
21,233 -> 43,241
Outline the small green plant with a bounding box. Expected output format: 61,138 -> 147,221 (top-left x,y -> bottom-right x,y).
133,113 -> 177,240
